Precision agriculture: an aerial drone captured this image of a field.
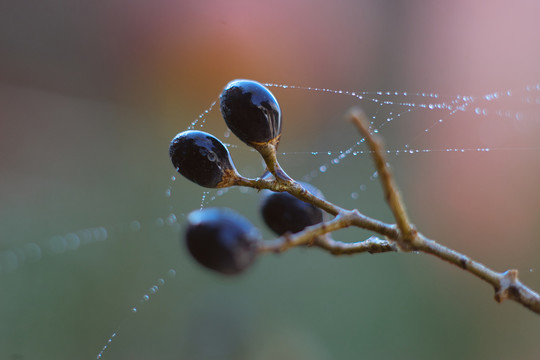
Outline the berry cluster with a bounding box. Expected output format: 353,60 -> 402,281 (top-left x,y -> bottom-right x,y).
169,80 -> 324,275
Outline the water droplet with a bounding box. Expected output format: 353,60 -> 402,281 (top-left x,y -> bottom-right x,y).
319,165 -> 327,173
130,221 -> 141,232
142,295 -> 150,302
0,250 -> 19,272
168,269 -> 177,278
65,233 -> 80,250
131,307 -> 137,313
165,188 -> 171,197
166,213 -> 177,225
49,236 -> 67,254
24,243 -> 42,262
351,192 -> 359,199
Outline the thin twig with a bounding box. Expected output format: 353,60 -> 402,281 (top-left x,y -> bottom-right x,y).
236,176 -> 344,216
348,107 -> 540,314
347,108 -> 415,246
257,211 -> 397,255
258,205 -> 540,314
258,209 -> 364,252
249,107 -> 540,315
314,235 -> 398,255
415,234 -> 540,313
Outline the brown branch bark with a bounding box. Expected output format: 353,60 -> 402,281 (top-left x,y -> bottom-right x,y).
347,108 -> 415,247
243,107 -> 540,316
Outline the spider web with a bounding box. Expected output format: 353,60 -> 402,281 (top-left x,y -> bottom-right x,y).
1,81 -> 539,359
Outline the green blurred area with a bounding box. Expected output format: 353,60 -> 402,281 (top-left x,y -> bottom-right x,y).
2,1 -> 540,359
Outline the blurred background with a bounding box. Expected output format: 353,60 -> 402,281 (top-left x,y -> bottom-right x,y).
1,0 -> 540,359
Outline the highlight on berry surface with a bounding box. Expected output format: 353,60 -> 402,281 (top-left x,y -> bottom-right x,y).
184,207 -> 261,275
169,130 -> 242,188
260,182 -> 325,236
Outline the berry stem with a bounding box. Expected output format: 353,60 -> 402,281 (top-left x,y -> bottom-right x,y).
348,108 -> 415,247
236,176 -> 344,216
254,139 -> 293,183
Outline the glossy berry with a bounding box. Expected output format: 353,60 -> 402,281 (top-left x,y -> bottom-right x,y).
169,130 -> 239,188
220,79 -> 282,147
185,208 -> 260,275
260,182 -> 324,236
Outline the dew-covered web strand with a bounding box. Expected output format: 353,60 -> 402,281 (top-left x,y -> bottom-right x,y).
95,172 -> 186,359
192,81 -> 540,207
0,219 -> 151,277
95,98 -> 230,357
186,100 -> 217,130
263,83 -> 461,181
261,82 -> 540,185
96,269 -> 177,359
1,101 -> 210,360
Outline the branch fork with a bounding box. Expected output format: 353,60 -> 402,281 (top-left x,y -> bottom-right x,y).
244,106 -> 540,315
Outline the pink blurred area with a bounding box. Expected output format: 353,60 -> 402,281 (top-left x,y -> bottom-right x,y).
2,0 -> 539,249
402,1 -> 540,259
0,1 -> 382,112
3,1 -> 540,98
2,0 -> 540,253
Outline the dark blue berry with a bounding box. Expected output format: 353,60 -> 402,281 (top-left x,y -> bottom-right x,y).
219,79 -> 282,147
260,182 -> 324,236
169,130 -> 239,188
185,208 -> 260,275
